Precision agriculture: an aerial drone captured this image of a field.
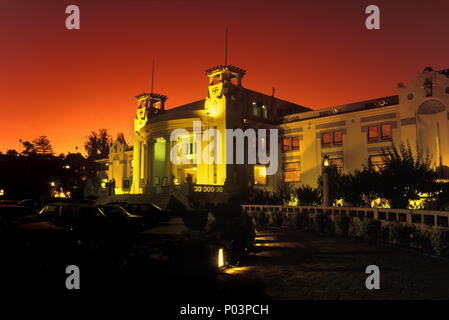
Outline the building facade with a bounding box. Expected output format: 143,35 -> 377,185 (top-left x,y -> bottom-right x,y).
105,65 -> 449,198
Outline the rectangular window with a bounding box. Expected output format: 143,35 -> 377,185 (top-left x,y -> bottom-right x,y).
333,130 -> 343,146
283,162 -> 300,183
321,132 -> 332,147
381,124 -> 392,140
369,155 -> 386,172
368,125 -> 379,142
253,106 -> 260,117
254,165 -> 267,185
261,105 -> 267,119
284,171 -> 300,183
282,138 -> 291,152
330,158 -> 344,174
292,137 -> 300,150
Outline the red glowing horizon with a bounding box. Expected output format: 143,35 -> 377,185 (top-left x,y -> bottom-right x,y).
1,0 -> 448,155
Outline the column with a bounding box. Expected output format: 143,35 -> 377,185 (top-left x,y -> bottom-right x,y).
148,139 -> 154,189
164,135 -> 171,182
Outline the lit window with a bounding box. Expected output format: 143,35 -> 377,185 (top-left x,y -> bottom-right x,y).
254,165 -> 267,185
321,132 -> 332,147
253,106 -> 260,117
283,162 -> 300,183
333,131 -> 343,146
330,158 -> 344,174
284,171 -> 300,183
369,155 -> 386,172
381,124 -> 392,140
292,137 -> 300,150
368,126 -> 379,142
282,138 -> 291,152
261,105 -> 267,119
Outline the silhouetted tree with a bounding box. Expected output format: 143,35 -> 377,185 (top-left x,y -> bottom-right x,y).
6,149 -> 19,157
21,141 -> 36,155
375,142 -> 436,208
84,129 -> 113,159
273,177 -> 294,204
21,136 -> 53,156
296,185 -> 320,206
32,136 -> 53,155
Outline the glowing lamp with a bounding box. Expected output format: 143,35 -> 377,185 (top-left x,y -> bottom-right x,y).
218,248 -> 224,267
323,155 -> 330,167
50,181 -> 55,187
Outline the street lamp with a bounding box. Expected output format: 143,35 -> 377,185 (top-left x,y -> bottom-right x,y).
322,155 -> 330,208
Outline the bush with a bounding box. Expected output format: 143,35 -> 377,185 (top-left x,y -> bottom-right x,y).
389,224 -> 415,248
293,212 -> 311,230
380,225 -> 390,243
272,211 -> 284,228
314,213 -> 334,234
254,211 -> 269,227
430,228 -> 449,257
335,215 -> 350,237
348,219 -> 363,239
210,206 -> 255,265
182,210 -> 208,231
410,228 -> 433,253
361,219 -> 382,243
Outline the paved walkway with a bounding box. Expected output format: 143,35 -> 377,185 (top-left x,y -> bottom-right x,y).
218,229 -> 449,300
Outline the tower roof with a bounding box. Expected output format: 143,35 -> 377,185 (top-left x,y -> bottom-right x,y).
205,64 -> 246,77
135,92 -> 168,101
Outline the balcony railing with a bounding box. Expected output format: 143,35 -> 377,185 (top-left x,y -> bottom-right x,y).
241,205 -> 449,228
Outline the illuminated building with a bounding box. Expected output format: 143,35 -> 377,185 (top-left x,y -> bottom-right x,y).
106,66 -> 449,197
280,66 -> 449,188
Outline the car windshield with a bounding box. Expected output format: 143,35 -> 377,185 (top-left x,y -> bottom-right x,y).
100,206 -> 132,217
151,203 -> 162,210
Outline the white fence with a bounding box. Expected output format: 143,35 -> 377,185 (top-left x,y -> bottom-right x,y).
241,205 -> 449,228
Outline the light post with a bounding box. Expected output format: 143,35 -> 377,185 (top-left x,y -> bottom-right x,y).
322,155 -> 330,208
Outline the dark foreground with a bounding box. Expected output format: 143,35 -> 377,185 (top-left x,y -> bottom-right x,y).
2,227 -> 449,300
221,228 -> 449,300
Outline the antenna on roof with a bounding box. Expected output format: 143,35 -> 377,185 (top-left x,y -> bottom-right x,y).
151,59 -> 155,94
225,26 -> 228,66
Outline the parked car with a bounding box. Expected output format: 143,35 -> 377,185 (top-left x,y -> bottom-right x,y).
0,205 -> 37,232
97,204 -> 145,231
0,200 -> 17,205
106,201 -> 171,226
37,203 -> 144,234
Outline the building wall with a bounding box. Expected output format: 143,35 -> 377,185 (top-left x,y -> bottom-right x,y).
279,68 -> 449,189
108,67 -> 449,197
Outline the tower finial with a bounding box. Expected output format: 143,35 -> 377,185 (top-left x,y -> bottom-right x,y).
225,26 -> 228,66
151,59 -> 155,94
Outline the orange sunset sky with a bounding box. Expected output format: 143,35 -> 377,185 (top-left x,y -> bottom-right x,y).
1,0 -> 449,155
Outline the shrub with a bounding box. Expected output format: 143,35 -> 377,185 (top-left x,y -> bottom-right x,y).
389,224 -> 415,247
430,228 -> 449,257
283,213 -> 296,229
314,213 -> 334,234
182,210 -> 208,231
293,212 -> 311,230
348,219 -> 363,239
361,219 -> 382,243
335,215 -> 350,237
380,225 -> 390,243
272,211 -> 284,228
410,228 -> 433,253
254,211 -> 269,227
